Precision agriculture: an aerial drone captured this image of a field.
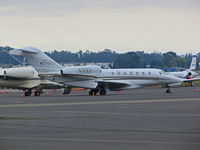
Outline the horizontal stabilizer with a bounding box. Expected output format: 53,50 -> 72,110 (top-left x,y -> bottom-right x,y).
9,47 -> 40,55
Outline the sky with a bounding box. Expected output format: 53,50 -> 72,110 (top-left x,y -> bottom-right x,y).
0,0 -> 200,54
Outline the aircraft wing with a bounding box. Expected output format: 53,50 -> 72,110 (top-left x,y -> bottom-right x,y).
182,77 -> 200,82
39,80 -> 64,89
14,80 -> 41,89
97,79 -> 141,90
61,74 -> 95,81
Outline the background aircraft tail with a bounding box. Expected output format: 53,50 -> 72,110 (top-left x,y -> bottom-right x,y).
189,55 -> 197,70
10,47 -> 63,74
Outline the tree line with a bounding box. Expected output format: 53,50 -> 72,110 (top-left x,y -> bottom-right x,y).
0,46 -> 198,69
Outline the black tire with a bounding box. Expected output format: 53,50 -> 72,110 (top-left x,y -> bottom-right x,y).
89,89 -> 98,96
62,87 -> 71,94
25,90 -> 32,96
166,89 -> 171,93
89,90 -> 93,95
34,91 -> 41,96
99,89 -> 106,95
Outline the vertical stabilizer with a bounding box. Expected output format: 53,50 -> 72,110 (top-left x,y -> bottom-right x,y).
10,47 -> 63,74
189,55 -> 197,70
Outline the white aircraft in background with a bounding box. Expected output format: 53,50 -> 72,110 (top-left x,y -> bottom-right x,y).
10,47 -> 192,95
168,55 -> 198,79
0,66 -> 64,96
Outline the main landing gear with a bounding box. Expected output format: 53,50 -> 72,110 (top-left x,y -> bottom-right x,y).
89,88 -> 107,96
62,87 -> 71,95
24,89 -> 42,96
89,89 -> 99,96
34,90 -> 42,96
99,88 -> 106,95
24,89 -> 32,96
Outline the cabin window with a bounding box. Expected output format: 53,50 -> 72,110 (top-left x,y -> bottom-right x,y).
130,72 -> 133,75
148,72 -> 151,75
112,72 -> 114,75
142,72 -> 145,75
118,72 -> 120,75
124,72 -> 126,75
136,72 -> 139,75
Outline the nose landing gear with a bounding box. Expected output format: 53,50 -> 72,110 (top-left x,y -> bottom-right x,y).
166,89 -> 171,93
165,85 -> 171,93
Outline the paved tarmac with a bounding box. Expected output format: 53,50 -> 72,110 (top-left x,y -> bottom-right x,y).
0,87 -> 200,150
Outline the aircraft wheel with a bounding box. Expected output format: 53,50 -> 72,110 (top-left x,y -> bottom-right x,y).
166,89 -> 171,93
99,89 -> 106,95
25,90 -> 32,96
35,91 -> 41,96
89,89 -> 98,96
62,87 -> 71,94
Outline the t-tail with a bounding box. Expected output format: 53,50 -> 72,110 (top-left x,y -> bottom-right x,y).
189,55 -> 197,71
10,47 -> 63,74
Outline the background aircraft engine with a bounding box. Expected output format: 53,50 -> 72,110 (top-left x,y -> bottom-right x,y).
4,67 -> 39,79
188,72 -> 192,77
62,65 -> 102,76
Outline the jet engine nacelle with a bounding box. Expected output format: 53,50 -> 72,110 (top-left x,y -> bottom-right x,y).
188,72 -> 192,77
185,70 -> 198,78
3,67 -> 39,79
62,65 -> 102,76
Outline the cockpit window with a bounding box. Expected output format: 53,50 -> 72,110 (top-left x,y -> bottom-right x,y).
159,71 -> 168,75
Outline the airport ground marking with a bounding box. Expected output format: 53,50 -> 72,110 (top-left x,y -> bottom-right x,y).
0,98 -> 200,108
0,136 -> 199,145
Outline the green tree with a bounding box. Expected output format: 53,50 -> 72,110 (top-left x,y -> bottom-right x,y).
113,52 -> 141,68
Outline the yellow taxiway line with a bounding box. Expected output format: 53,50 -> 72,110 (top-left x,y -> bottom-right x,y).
0,98 -> 200,108
0,136 -> 199,145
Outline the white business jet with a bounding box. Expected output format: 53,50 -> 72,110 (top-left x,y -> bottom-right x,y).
0,66 -> 63,96
168,55 -> 198,79
10,47 -> 185,95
